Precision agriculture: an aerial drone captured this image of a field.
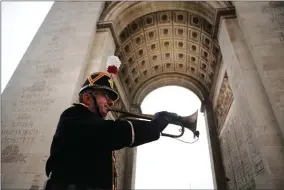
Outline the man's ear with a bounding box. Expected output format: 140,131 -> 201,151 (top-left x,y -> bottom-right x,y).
82,93 -> 92,105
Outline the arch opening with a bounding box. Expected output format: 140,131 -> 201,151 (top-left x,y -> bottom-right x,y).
111,8 -> 222,104
134,85 -> 214,189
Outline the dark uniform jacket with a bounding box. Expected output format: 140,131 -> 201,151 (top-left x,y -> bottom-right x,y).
45,103 -> 162,189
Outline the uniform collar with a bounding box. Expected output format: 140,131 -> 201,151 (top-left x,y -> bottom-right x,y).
73,103 -> 92,112
75,103 -> 89,109
72,103 -> 101,117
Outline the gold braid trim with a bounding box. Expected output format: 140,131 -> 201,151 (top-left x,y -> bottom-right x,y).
112,151 -> 118,190
88,72 -> 105,84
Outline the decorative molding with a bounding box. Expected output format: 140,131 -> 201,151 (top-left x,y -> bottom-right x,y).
97,21 -> 120,49
213,7 -> 236,39
99,1 -> 120,21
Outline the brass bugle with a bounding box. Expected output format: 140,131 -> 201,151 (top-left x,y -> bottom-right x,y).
109,109 -> 200,139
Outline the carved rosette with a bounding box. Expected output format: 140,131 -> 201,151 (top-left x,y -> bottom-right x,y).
1,145 -> 27,163
215,72 -> 233,134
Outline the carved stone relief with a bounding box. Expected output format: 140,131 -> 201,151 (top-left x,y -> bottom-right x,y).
215,72 -> 234,134
1,145 -> 27,163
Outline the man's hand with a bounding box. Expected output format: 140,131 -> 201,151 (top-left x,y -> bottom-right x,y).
152,111 -> 181,132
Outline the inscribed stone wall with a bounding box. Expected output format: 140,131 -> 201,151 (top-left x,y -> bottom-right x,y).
220,100 -> 263,190
234,1 -> 284,136
216,16 -> 276,189
114,148 -> 126,190
214,70 -> 261,190
1,2 -> 104,189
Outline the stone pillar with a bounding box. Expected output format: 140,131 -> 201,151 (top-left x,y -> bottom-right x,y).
1,2 -> 104,189
123,105 -> 141,190
234,2 -> 284,137
76,26 -> 131,189
73,27 -> 131,113
203,100 -> 227,190
218,17 -> 284,189
78,28 -> 117,119
84,29 -> 116,75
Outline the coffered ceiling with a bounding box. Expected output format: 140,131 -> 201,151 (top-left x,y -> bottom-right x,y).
115,10 -> 221,100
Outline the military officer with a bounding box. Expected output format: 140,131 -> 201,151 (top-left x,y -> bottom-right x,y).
45,72 -> 178,190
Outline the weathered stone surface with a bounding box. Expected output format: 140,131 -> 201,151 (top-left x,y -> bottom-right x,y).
218,17 -> 284,189
234,1 -> 284,138
220,101 -> 261,190
114,148 -> 126,190
1,2 -> 104,188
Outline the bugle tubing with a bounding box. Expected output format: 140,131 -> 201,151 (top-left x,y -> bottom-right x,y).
109,109 -> 200,139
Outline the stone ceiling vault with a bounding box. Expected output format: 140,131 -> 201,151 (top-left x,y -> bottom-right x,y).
98,2 -> 235,105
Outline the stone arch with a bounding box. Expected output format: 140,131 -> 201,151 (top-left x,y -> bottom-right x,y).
98,2 -> 234,189
98,2 -> 235,190
98,3 -> 236,105
2,2 -> 284,190
100,1 -> 232,35
132,73 -> 206,106
99,6 -> 227,104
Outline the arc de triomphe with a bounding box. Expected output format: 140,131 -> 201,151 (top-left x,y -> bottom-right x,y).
2,1 -> 284,189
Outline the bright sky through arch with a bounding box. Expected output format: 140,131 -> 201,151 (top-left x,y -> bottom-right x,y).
135,86 -> 214,189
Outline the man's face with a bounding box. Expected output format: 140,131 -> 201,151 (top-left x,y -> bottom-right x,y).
91,90 -> 114,118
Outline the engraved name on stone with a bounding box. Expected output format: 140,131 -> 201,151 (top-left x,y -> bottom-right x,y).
5,79 -> 55,148
262,3 -> 284,46
2,129 -> 38,136
12,87 -> 54,114
222,131 -> 237,189
13,99 -> 54,107
2,137 -> 36,144
12,120 -> 34,128
226,121 -> 244,188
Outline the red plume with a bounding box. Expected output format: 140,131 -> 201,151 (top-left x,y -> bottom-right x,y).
106,56 -> 121,76
107,65 -> 119,75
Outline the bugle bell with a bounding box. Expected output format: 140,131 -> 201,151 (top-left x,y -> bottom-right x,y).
108,108 -> 200,143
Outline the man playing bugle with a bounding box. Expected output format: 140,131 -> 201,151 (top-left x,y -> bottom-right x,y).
44,71 -> 180,190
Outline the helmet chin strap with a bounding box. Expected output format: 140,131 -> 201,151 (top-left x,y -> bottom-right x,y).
90,93 -> 103,118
